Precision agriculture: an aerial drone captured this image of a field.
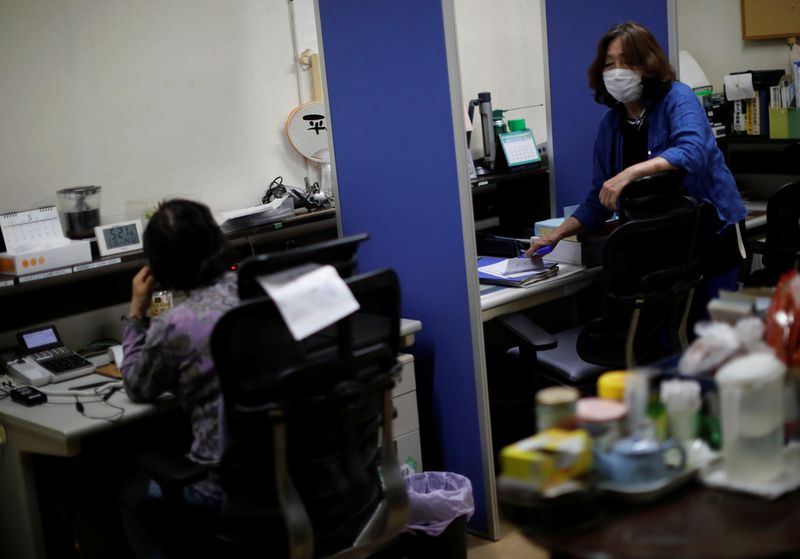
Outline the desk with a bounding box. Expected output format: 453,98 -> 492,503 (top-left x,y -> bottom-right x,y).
480,264 -> 602,322
0,373 -> 175,559
511,482 -> 800,559
0,318 -> 422,559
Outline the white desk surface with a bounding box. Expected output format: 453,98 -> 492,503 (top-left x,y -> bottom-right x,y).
0,373 -> 174,457
0,319 -> 422,454
479,263 -> 602,321
0,318 -> 423,559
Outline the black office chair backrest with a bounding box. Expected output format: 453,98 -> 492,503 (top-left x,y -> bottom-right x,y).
578,196 -> 702,368
210,267 -> 407,559
763,180 -> 800,272
618,170 -> 687,223
237,233 -> 368,299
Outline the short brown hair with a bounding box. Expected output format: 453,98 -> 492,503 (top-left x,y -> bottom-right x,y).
588,21 -> 676,107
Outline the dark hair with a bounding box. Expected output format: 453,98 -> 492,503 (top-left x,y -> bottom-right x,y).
588,21 -> 676,107
143,199 -> 230,290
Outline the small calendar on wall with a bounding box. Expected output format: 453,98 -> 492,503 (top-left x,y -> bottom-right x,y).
497,129 -> 542,167
0,206 -> 64,253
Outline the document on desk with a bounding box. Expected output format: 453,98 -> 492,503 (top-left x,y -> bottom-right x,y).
478,256 -> 558,287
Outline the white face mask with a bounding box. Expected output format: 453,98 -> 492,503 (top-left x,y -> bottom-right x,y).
603,68 -> 643,104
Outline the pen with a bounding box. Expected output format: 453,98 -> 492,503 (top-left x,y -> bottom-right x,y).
521,246 -> 553,258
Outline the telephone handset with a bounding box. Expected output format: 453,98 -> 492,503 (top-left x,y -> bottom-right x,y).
5,356 -> 53,386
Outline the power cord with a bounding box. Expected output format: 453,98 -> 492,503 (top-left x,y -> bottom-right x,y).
262,176 -> 288,204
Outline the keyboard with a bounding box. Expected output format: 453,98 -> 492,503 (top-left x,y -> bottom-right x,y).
31,347 -> 94,375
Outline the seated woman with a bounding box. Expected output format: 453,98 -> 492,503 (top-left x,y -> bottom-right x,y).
118,199 -> 239,557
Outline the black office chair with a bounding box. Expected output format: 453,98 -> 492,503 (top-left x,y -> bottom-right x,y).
497,193 -> 702,394
617,170 -> 687,223
744,180 -> 800,287
208,267 -> 408,559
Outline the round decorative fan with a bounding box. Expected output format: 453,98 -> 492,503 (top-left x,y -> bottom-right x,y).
285,100 -> 330,163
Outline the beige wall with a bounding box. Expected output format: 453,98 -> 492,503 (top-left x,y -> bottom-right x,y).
677,0 -> 790,92
454,0 -> 549,158
0,0 -> 310,224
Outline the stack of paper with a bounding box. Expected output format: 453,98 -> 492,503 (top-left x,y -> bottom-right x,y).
478,256 -> 558,287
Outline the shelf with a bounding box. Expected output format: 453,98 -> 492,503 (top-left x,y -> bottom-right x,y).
0,209 -> 337,333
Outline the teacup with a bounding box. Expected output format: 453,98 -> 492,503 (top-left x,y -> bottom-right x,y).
595,436 -> 686,485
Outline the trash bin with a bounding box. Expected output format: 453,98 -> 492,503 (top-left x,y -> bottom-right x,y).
403,471 -> 475,559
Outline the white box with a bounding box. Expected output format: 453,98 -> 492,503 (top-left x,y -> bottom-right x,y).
547,239 -> 582,265
0,241 -> 92,276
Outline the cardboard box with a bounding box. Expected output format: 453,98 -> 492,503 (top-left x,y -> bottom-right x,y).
0,241 -> 92,276
500,429 -> 592,490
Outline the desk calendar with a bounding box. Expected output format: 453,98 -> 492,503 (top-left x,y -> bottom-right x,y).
0,206 -> 91,276
0,206 -> 64,252
497,130 -> 542,167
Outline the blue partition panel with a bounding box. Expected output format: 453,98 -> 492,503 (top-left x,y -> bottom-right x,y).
318,0 -> 491,532
546,0 -> 670,213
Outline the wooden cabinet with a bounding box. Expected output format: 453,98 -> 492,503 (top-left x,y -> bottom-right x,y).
742,0 -> 800,39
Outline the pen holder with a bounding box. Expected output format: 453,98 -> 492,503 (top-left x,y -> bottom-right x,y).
769,107 -> 800,139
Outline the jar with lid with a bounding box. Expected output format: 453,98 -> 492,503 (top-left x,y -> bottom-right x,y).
536,386 -> 579,431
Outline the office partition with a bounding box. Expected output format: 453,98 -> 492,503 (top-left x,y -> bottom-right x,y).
317,0 -> 496,537
545,0 -> 672,212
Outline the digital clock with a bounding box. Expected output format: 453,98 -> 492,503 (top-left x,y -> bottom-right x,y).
93,219 -> 144,257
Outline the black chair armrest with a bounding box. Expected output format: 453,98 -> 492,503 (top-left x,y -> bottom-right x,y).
134,449 -> 209,490
747,238 -> 766,256
495,312 -> 557,351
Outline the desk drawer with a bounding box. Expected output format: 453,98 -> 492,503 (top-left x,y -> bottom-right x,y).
395,429 -> 423,474
392,391 -> 419,438
392,353 -> 416,397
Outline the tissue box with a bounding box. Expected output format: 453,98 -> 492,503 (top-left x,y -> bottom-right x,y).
500,429 -> 592,490
0,241 -> 92,276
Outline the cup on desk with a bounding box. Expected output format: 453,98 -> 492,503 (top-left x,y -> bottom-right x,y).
595,436 -> 686,485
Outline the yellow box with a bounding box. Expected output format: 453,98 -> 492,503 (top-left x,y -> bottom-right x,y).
769,107 -> 800,139
499,429 -> 592,490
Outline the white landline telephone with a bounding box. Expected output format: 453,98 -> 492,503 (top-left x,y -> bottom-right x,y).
4,325 -> 123,387
5,356 -> 53,386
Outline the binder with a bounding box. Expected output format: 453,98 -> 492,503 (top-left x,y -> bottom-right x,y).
478,256 -> 559,287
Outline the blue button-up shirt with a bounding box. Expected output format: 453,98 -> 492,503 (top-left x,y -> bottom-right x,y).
573,81 -> 746,233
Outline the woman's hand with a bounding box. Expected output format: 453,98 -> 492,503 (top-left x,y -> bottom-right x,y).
525,235 -> 557,258
129,265 -> 156,319
599,168 -> 634,210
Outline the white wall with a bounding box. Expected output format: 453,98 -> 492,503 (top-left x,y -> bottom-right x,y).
454,0 -> 549,159
677,0 -> 790,92
0,0 -> 310,224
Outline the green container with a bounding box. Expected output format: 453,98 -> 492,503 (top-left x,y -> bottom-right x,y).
769,107 -> 800,139
508,119 -> 527,132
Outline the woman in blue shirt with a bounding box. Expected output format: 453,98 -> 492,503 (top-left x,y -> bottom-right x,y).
529,21 -> 746,320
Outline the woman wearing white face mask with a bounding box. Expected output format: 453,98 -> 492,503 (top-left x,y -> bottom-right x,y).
529,21 -> 746,325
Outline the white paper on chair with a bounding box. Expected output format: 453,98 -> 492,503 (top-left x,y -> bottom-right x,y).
256,263 -> 360,341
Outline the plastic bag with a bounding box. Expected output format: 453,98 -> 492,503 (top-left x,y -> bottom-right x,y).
678,317 -> 772,375
405,471 -> 474,536
765,270 -> 800,373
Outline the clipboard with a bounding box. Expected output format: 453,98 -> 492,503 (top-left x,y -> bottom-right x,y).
478,256 -> 559,287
